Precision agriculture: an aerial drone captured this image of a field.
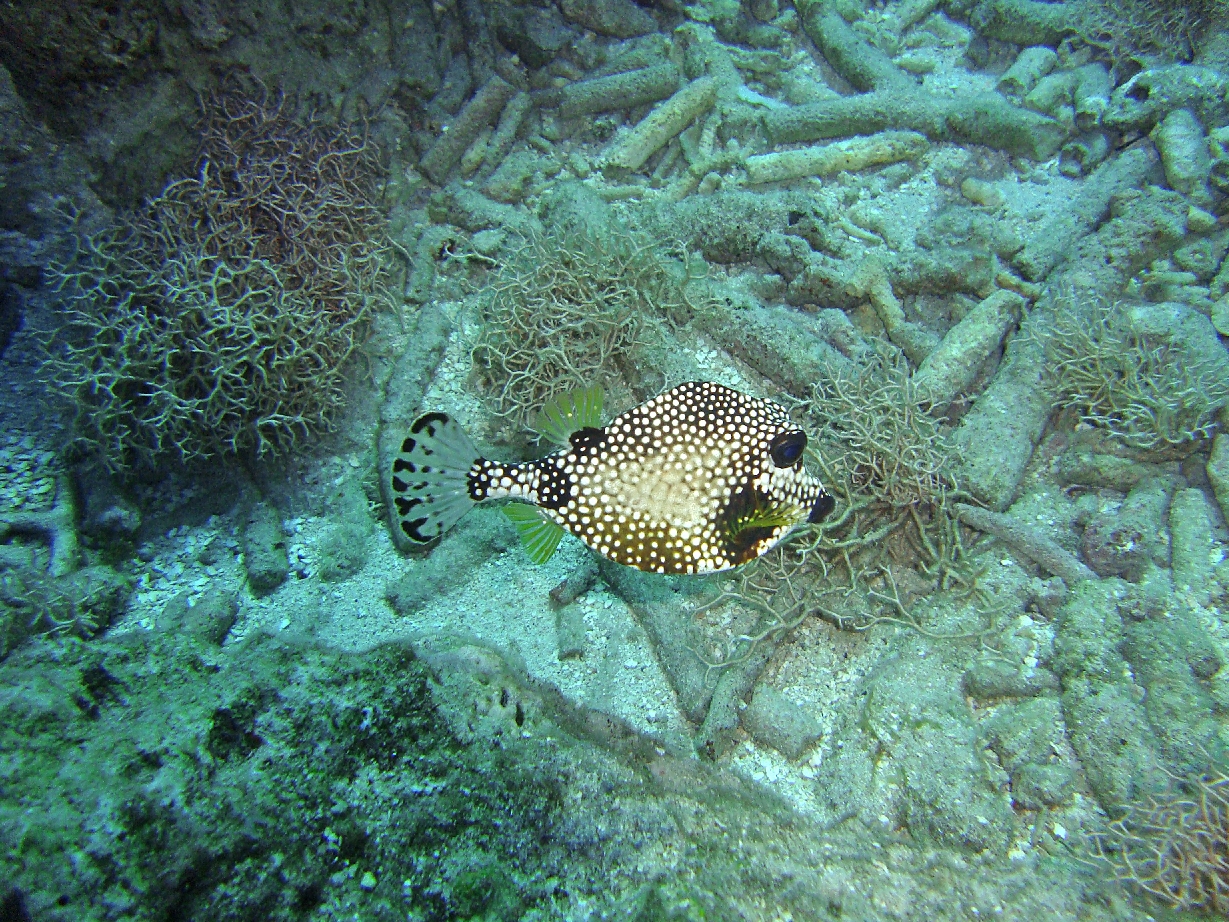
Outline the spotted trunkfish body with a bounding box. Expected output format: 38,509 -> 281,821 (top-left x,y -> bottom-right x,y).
390,382 -> 835,575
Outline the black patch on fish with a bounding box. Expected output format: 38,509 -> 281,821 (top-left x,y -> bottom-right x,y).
467,461 -> 494,502
392,457 -> 417,473
569,426 -> 606,454
809,492 -> 836,524
401,516 -> 431,540
410,412 -> 450,436
717,485 -> 781,565
391,475 -> 409,492
394,495 -> 433,542
531,460 -> 574,511
401,437 -> 416,453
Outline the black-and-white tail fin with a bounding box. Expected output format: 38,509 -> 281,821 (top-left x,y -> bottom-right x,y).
391,412 -> 481,545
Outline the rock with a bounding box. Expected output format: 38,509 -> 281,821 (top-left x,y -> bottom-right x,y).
60,564 -> 130,634
1170,487 -> 1215,602
554,603 -> 586,660
384,507 -> 514,615
741,684 -> 823,760
1210,433 -> 1229,524
482,149 -> 547,204
187,589 -> 239,646
494,5 -> 575,69
980,697 -> 1075,809
316,522 -> 369,583
242,503 -> 288,596
1152,108 -> 1212,205
1213,294 -> 1229,336
1080,508 -> 1150,580
962,658 -> 1059,700
560,0 -> 656,38
76,464 -> 141,539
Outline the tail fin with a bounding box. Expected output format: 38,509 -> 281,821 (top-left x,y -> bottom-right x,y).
390,412 -> 481,545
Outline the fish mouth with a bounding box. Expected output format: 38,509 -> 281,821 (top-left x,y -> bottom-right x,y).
807,492 -> 836,524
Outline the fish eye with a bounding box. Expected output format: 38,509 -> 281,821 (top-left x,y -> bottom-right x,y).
769,431 -> 806,468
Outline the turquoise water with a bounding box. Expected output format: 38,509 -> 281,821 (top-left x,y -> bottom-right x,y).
2,1 -> 1229,919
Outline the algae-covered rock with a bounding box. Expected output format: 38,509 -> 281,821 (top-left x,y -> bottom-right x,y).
560,0 -> 656,38
1076,475 -> 1179,582
962,658 -> 1059,700
1052,578 -> 1166,811
600,559 -> 716,724
482,149 -> 549,204
242,502 -> 288,596
1055,449 -> 1177,492
554,602 -> 587,660
955,187 -> 1189,510
1080,508 -> 1151,581
451,859 -> 525,919
1105,64 -> 1229,133
1121,598 -> 1223,777
816,638 -> 1016,852
911,289 -> 1022,409
161,588 -> 238,646
1152,108 -> 1212,205
316,522 -> 369,583
1169,487 -> 1216,602
980,697 -> 1075,809
742,684 -> 824,760
1210,433 -> 1229,525
0,563 -> 130,659
384,506 -> 515,615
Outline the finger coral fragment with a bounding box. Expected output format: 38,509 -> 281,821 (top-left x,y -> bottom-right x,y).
421,74 -> 518,184
996,46 -> 1057,102
556,62 -> 680,118
602,77 -> 717,173
744,130 -> 927,184
1014,144 -> 1157,282
912,289 -> 1023,410
954,504 -> 1095,585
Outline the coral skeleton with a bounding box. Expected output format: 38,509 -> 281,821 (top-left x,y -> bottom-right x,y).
1091,771 -> 1229,911
1040,301 -> 1229,454
471,223 -> 690,431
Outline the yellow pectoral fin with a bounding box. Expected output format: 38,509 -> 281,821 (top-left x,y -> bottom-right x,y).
501,503 -> 566,564
726,502 -> 802,541
721,499 -> 803,565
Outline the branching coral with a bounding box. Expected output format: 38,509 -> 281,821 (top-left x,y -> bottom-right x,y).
44,80 -> 389,467
1039,302 -> 1229,455
1090,770 -> 1229,911
811,349 -> 950,512
692,349 -> 992,676
471,223 -> 690,432
798,347 -> 971,595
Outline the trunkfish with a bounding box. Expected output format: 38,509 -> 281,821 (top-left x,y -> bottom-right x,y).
390,382 -> 835,575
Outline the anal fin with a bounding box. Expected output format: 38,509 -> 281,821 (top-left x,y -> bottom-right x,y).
501,503 -> 566,564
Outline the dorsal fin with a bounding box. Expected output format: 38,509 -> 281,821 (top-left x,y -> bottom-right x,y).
501,503 -> 566,564
534,384 -> 604,449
